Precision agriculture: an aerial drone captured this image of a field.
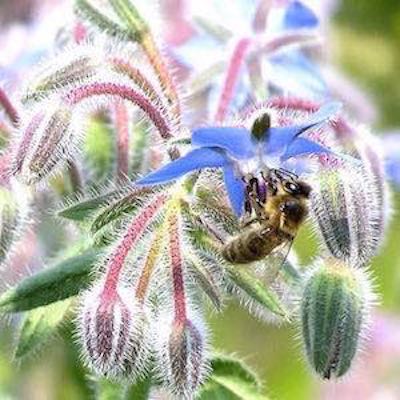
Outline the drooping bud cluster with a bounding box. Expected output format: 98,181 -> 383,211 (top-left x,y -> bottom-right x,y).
300,259 -> 373,379
8,0 -> 183,187
75,187 -> 211,396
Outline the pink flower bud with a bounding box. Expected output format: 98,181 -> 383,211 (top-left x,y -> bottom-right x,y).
12,105 -> 74,185
154,312 -> 209,398
77,282 -> 149,379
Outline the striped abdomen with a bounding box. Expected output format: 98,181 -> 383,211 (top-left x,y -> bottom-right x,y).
222,225 -> 286,264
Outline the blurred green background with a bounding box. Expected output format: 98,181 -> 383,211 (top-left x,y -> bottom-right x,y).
1,1 -> 400,399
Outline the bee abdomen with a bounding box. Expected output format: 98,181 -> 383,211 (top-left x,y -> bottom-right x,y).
222,227 -> 284,264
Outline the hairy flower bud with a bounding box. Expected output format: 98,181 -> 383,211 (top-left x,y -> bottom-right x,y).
300,259 -> 373,379
311,164 -> 381,267
12,105 -> 74,185
154,313 -> 209,398
22,47 -> 100,104
77,282 -> 149,379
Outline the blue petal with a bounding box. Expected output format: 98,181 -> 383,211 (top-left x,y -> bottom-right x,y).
265,102 -> 342,154
192,127 -> 255,159
268,51 -> 328,98
223,165 -> 245,216
283,1 -> 318,30
280,138 -> 333,160
136,148 -> 227,185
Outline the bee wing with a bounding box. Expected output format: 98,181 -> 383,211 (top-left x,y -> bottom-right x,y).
259,237 -> 294,283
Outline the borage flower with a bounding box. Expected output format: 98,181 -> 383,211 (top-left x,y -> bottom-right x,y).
137,101 -> 341,215
170,0 -> 325,121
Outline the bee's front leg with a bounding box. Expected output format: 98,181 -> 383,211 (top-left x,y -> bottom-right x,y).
242,174 -> 266,219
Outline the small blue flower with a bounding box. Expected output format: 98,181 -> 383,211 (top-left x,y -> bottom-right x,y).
137,102 -> 341,216
172,0 -> 326,114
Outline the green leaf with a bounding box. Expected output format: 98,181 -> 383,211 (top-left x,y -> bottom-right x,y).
226,265 -> 289,319
199,354 -> 267,400
14,299 -> 72,359
58,191 -> 119,221
0,250 -> 98,312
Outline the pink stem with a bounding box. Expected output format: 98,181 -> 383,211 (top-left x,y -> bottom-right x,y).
214,38 -> 252,123
109,57 -> 166,108
64,82 -> 172,139
113,101 -> 130,181
0,87 -> 19,126
268,96 -> 320,112
168,213 -> 186,323
101,193 -> 167,301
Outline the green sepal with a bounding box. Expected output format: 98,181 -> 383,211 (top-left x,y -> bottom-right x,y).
0,250 -> 98,312
227,265 -> 289,319
199,354 -> 267,400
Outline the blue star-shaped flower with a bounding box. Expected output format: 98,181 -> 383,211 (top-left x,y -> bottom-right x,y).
173,0 -> 326,115
137,102 -> 341,216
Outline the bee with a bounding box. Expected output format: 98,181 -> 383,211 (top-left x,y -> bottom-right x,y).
221,169 -> 312,264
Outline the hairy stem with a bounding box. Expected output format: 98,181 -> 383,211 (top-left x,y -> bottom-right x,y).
113,101 -> 130,181
101,193 -> 167,300
64,82 -> 172,139
214,38 -> 251,123
168,211 -> 186,323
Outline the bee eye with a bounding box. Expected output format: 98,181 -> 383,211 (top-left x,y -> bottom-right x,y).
285,182 -> 299,193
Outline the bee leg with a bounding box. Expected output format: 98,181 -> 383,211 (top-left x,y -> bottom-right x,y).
243,177 -> 267,219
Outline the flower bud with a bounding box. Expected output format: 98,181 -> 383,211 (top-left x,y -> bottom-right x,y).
300,259 -> 372,379
77,282 -> 149,379
311,164 -> 381,267
154,313 -> 209,397
22,50 -> 99,104
13,105 -> 74,185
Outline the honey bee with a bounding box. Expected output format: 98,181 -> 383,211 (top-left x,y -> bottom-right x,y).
221,169 -> 311,264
